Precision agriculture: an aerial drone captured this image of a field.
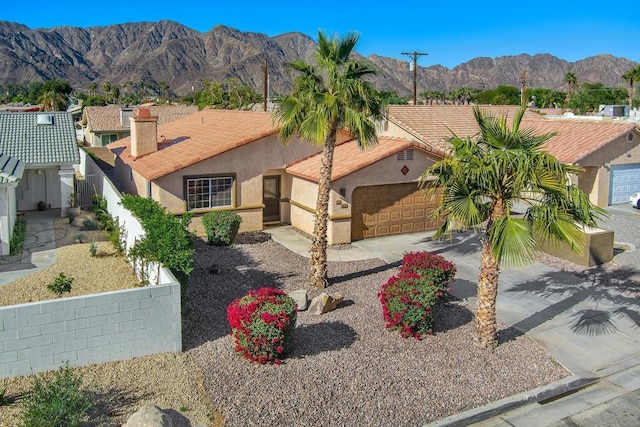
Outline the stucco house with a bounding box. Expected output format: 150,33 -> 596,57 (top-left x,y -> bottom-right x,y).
383,105 -> 640,207
107,105 -> 640,246
0,111 -> 79,253
82,104 -> 198,147
107,108 -> 443,244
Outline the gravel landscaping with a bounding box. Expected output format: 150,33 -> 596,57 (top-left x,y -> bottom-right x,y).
183,237 -> 569,426
0,216 -> 578,426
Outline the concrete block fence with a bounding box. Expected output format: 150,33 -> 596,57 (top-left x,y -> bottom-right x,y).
0,283 -> 181,379
0,150 -> 182,380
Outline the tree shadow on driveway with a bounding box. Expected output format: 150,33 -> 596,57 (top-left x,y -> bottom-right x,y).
506,265 -> 640,337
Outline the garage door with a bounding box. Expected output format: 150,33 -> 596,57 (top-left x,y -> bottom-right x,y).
351,183 -> 442,241
609,164 -> 640,205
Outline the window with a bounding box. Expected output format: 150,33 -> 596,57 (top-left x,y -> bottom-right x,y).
186,176 -> 234,210
101,134 -> 119,146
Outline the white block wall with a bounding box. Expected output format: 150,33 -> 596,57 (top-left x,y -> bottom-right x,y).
0,282 -> 181,379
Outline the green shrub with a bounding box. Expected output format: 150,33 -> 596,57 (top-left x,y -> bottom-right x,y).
378,252 -> 456,339
21,363 -> 90,427
120,195 -> 194,301
202,211 -> 242,246
0,381 -> 8,406
47,273 -> 73,296
74,234 -> 87,244
227,288 -> 297,364
89,242 -> 97,257
108,219 -> 125,255
9,216 -> 26,256
91,195 -> 115,232
81,218 -> 99,231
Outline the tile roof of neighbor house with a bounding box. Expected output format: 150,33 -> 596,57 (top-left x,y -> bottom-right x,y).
286,137 -> 432,182
386,105 -> 639,164
0,112 -> 79,164
84,104 -> 198,132
108,109 -> 280,180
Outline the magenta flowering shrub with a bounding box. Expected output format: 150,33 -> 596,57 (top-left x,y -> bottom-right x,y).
227,287 -> 297,364
378,251 -> 456,339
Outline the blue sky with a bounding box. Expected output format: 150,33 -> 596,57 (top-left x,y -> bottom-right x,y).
3,1 -> 639,69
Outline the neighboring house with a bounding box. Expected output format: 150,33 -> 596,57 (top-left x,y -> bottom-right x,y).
0,111 -> 79,252
383,105 -> 640,207
108,108 -> 443,244
82,104 -> 198,147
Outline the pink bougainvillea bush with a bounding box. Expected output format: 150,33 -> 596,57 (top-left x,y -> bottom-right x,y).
379,251 -> 456,339
227,287 -> 297,364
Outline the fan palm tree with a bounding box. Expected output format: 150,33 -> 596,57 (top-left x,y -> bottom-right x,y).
38,90 -> 67,111
274,31 -> 383,288
564,72 -> 577,104
420,106 -> 606,349
623,65 -> 640,112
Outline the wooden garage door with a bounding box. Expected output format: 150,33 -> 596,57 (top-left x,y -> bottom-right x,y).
351,183 -> 442,241
609,164 -> 640,205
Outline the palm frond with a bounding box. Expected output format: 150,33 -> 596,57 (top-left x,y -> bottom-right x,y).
488,217 -> 537,268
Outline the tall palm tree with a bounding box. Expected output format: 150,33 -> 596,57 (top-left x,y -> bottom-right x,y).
564,71 -> 577,104
623,65 -> 640,113
274,31 -> 383,288
420,106 -> 606,349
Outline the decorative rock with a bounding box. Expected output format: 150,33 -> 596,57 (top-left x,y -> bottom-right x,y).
308,292 -> 344,315
288,289 -> 308,311
208,263 -> 221,274
123,404 -> 174,427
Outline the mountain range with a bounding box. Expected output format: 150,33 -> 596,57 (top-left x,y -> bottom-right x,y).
0,20 -> 637,97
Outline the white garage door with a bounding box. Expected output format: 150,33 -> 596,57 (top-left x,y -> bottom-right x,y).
609,164 -> 640,205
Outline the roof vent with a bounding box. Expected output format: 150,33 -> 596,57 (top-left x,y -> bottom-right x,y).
36,113 -> 53,125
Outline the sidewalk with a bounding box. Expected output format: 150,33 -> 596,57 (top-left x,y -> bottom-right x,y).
0,210 -> 57,286
266,225 -> 640,426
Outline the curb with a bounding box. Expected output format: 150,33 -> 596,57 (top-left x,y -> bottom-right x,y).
425,375 -> 597,427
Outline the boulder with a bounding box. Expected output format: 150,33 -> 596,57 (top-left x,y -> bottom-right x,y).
308,292 -> 344,315
288,289 -> 308,311
123,404 -> 174,427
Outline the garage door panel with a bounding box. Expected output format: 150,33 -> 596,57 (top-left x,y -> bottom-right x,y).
610,165 -> 640,205
352,183 -> 443,240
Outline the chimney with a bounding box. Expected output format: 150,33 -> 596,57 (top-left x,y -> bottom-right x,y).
120,107 -> 133,127
130,108 -> 159,158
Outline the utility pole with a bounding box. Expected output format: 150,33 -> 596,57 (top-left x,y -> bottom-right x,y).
521,69 -> 527,107
263,56 -> 268,112
401,51 -> 428,105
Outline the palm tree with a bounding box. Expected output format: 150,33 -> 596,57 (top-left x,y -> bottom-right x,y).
88,82 -> 97,96
38,90 -> 67,111
564,72 -> 577,104
274,31 -> 383,288
420,106 -> 606,349
622,65 -> 640,112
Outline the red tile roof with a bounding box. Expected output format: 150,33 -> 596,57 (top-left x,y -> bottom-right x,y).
84,104 -> 198,132
286,136 -> 432,182
386,105 -> 638,163
108,109 -> 279,180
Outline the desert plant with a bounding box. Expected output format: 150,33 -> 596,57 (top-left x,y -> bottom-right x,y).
0,381 -> 8,406
378,252 -> 456,339
68,192 -> 78,208
107,217 -> 125,255
89,242 -> 97,257
9,216 -> 26,256
21,363 -> 90,427
91,194 -> 115,232
47,273 -> 73,296
74,234 -> 87,243
81,218 -> 99,231
227,287 -> 297,364
202,210 -> 242,246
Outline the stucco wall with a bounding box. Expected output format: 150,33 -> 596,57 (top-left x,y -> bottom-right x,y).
149,134 -> 319,224
289,148 -> 439,244
579,131 -> 640,206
